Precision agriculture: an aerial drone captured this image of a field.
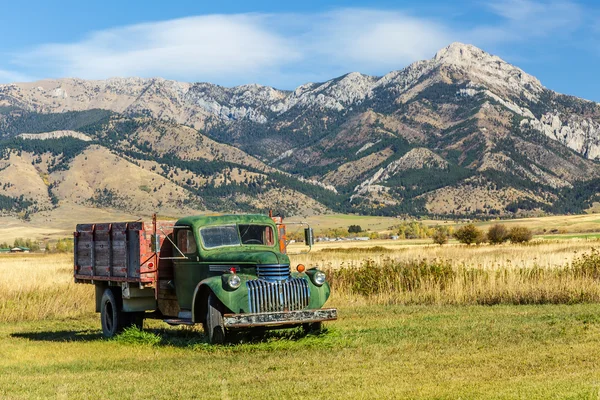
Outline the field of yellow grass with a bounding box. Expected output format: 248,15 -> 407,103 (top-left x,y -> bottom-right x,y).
289,238 -> 600,272
0,254 -> 91,323
287,212 -> 600,235
2,237 -> 599,323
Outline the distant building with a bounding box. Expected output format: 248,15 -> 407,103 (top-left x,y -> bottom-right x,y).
0,248 -> 10,253
355,237 -> 370,241
10,247 -> 30,253
390,235 -> 400,240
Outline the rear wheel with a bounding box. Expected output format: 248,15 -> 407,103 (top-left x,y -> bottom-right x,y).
100,288 -> 126,338
100,289 -> 145,337
204,293 -> 226,344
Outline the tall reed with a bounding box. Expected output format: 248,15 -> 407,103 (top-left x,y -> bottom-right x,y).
326,248 -> 600,305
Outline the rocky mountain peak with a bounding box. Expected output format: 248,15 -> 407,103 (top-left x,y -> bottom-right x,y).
431,42 -> 544,100
434,42 -> 494,65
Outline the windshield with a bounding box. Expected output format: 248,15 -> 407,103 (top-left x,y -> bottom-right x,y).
200,225 -> 240,249
239,225 -> 275,246
199,224 -> 275,249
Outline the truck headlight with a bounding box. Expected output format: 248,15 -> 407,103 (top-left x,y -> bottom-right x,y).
227,274 -> 241,289
313,271 -> 326,286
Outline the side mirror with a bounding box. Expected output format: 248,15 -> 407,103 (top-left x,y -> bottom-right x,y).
304,228 -> 314,246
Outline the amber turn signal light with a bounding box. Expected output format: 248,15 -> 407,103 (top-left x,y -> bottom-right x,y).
296,264 -> 306,273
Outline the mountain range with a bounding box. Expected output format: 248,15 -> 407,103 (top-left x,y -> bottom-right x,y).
0,42 -> 599,219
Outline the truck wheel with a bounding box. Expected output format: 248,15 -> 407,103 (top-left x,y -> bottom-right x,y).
302,322 -> 322,334
100,288 -> 125,338
204,293 -> 226,344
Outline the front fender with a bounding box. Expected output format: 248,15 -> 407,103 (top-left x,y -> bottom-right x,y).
191,275 -> 252,323
191,273 -> 332,324
294,270 -> 331,309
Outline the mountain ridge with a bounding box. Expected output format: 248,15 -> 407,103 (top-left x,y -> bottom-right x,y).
0,42 -> 599,219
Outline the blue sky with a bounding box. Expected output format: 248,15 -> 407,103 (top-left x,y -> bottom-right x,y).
1,0 -> 600,101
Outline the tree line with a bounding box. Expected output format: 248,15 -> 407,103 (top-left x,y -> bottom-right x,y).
0,237 -> 73,253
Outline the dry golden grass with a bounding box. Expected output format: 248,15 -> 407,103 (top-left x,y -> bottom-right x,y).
286,212 -> 600,236
0,253 -> 92,322
2,237 -> 600,323
288,238 -> 600,270
288,238 -> 600,307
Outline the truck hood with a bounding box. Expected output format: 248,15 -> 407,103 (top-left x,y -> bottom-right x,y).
201,249 -> 289,265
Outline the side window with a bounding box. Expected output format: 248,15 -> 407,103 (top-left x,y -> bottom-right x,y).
177,229 -> 197,254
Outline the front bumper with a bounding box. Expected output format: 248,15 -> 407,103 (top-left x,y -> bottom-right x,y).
223,308 -> 337,329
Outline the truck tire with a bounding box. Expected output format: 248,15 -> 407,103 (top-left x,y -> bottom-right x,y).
100,288 -> 126,338
302,322 -> 322,334
204,293 -> 226,344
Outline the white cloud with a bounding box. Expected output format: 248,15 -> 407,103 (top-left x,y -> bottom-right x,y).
3,4 -> 590,88
16,15 -> 298,83
301,9 -> 452,71
9,9 -> 455,87
14,14 -> 300,84
484,0 -> 583,36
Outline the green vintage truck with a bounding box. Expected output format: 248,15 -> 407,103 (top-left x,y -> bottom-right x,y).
73,213 -> 337,343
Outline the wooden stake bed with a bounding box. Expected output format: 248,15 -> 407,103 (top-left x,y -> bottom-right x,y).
73,220 -> 175,287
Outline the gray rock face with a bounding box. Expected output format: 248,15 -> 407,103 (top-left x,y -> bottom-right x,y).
17,130 -> 92,141
522,113 -> 600,160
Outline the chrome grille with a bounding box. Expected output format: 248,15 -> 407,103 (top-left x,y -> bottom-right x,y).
256,264 -> 290,282
247,278 -> 310,313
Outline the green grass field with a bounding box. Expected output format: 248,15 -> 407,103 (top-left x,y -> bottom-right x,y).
3,304 -> 600,399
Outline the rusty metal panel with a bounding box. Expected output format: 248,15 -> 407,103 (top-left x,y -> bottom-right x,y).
75,224 -> 94,276
127,226 -> 141,278
111,223 -> 128,277
139,223 -> 157,282
94,223 -> 111,276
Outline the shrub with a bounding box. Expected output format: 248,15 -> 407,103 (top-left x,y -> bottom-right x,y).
487,224 -> 509,244
432,227 -> 449,245
348,225 -> 363,234
454,224 -> 485,245
397,221 -> 432,239
508,226 -> 533,243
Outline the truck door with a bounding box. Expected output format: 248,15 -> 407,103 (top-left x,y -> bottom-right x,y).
172,227 -> 205,311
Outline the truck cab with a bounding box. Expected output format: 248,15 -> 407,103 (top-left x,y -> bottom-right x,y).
168,214 -> 334,343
